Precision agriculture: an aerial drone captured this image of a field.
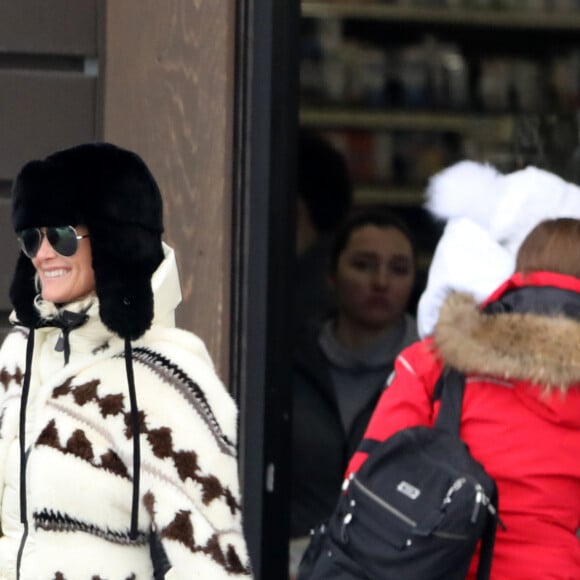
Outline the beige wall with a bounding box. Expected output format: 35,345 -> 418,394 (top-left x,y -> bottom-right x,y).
100,0 -> 235,377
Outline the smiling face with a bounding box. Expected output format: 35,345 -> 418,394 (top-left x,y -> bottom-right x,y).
331,224 -> 415,334
31,226 -> 95,304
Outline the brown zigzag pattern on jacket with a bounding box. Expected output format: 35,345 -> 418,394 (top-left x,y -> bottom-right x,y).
0,366 -> 23,391
36,419 -> 130,479
142,426 -> 240,513
143,492 -> 250,576
162,510 -> 251,575
53,378 -> 125,418
47,379 -> 241,514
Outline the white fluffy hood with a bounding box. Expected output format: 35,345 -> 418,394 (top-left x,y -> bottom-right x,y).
419,161 -> 580,338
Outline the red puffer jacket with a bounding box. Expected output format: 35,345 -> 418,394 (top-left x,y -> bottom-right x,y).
346,271 -> 580,580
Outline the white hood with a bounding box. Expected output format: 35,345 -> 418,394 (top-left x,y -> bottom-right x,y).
418,161 -> 580,338
151,242 -> 182,328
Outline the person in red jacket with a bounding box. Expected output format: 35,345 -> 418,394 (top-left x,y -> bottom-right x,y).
346,217 -> 580,579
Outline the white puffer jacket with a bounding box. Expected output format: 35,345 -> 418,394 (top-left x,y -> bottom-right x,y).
0,244 -> 252,579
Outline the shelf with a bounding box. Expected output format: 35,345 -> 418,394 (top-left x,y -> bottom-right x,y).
355,184 -> 425,207
301,2 -> 580,31
299,2 -> 580,215
300,107 -> 513,141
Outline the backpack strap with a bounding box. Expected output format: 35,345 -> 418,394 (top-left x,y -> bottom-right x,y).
476,486 -> 499,580
356,438 -> 380,455
356,368 -> 465,457
435,368 -> 500,580
433,367 -> 465,436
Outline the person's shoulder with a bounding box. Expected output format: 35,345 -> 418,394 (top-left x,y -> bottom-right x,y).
397,332 -> 433,359
117,336 -> 241,473
396,336 -> 442,384
144,326 -> 215,368
138,326 -> 239,440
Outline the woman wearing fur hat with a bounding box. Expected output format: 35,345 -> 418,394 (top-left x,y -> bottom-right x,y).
0,143 -> 252,579
346,218 -> 580,578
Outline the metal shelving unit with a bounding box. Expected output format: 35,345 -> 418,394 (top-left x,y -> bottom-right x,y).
302,2 -> 580,30
300,2 -> 580,208
354,184 -> 424,206
300,108 -> 513,139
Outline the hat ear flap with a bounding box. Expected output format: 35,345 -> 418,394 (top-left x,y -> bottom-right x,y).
96,266 -> 155,341
9,254 -> 40,328
91,225 -> 162,340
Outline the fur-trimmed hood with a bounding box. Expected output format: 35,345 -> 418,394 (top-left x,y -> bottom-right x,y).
433,272 -> 580,393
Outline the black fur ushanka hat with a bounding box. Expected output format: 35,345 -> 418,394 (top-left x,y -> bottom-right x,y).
10,142 -> 164,340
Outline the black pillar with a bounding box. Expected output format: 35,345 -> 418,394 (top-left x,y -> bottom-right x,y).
231,0 -> 299,578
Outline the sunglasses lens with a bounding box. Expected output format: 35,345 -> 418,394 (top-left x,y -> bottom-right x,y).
18,228 -> 41,258
47,226 -> 78,257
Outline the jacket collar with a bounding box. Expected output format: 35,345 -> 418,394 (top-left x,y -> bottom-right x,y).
481,271 -> 580,306
433,272 -> 580,390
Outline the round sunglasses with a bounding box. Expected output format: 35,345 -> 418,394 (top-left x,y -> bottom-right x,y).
17,226 -> 89,258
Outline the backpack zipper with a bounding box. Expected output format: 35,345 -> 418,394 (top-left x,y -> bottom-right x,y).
471,484 -> 506,529
352,477 -> 417,528
350,476 -> 470,541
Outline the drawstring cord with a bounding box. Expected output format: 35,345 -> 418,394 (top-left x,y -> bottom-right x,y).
18,328 -> 35,524
124,338 -> 141,539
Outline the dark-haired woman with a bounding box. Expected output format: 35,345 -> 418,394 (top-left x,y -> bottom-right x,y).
289,208 -> 419,574
0,143 -> 252,579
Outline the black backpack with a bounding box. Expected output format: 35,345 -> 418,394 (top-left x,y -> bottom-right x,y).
297,368 -> 502,580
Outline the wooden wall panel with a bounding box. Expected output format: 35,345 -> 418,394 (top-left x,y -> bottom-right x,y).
101,0 -> 234,375
0,72 -> 97,179
0,199 -> 19,312
0,0 -> 97,55
0,199 -> 19,341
